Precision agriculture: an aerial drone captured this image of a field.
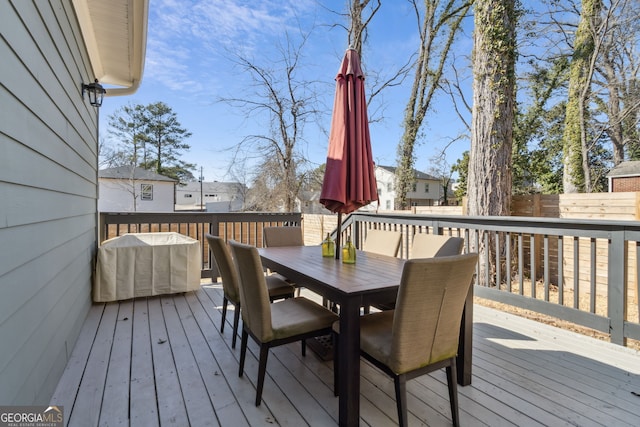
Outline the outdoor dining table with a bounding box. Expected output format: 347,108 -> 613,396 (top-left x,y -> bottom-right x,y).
258,245 -> 473,427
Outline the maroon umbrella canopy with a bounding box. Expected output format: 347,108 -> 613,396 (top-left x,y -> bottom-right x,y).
320,48 -> 378,215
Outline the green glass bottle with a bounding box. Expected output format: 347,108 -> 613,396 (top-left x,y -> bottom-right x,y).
322,232 -> 335,258
342,236 -> 356,264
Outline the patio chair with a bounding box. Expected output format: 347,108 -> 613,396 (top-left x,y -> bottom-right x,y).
372,234 -> 465,312
263,226 -> 305,296
362,229 -> 402,257
205,234 -> 295,348
333,253 -> 478,427
229,240 -> 339,406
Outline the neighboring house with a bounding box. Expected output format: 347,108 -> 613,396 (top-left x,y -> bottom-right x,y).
1,0 -> 148,404
175,181 -> 246,212
373,165 -> 443,210
297,190 -> 333,214
607,161 -> 640,192
99,166 -> 177,212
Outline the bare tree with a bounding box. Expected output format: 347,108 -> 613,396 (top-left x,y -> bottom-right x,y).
220,30 -> 320,212
395,0 -> 473,209
596,0 -> 640,165
324,1 -> 414,122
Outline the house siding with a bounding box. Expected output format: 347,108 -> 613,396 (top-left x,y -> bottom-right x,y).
99,179 -> 176,212
1,0 -> 97,404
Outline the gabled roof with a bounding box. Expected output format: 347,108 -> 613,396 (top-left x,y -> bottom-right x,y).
99,166 -> 176,182
607,161 -> 640,178
377,165 -> 439,181
73,0 -> 149,96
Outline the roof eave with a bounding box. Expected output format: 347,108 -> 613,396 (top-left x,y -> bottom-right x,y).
73,0 -> 149,97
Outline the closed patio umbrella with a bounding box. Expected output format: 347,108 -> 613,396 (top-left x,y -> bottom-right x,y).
320,48 -> 378,258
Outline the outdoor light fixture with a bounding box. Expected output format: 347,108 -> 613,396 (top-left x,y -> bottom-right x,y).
82,79 -> 106,107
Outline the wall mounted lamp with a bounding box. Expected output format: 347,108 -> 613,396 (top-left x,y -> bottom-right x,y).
81,79 -> 106,107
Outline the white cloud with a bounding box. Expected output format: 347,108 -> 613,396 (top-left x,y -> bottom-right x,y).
143,0 -> 317,95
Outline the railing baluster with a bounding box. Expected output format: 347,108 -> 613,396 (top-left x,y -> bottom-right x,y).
518,233 -> 524,295
544,235 -> 549,302
506,232 -> 512,293
495,230 -> 501,288
530,234 -> 536,298
591,237 -> 597,313
574,236 -> 580,310
558,236 -> 564,306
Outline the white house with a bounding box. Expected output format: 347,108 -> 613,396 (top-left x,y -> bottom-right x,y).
1,0 -> 148,404
99,166 -> 176,212
373,165 -> 442,210
175,181 -> 246,211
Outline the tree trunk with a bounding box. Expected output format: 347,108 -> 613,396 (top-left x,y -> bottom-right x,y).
562,0 -> 602,193
468,0 -> 516,217
468,0 -> 517,286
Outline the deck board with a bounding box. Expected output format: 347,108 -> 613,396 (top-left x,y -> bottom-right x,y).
99,300 -> 133,427
129,299 -> 159,426
51,283 -> 640,426
148,297 -> 190,426
67,303 -> 118,427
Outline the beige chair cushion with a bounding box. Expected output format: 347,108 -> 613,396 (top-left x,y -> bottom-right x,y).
206,234 -> 240,303
263,226 -> 304,247
362,229 -> 402,257
271,297 -> 338,340
230,240 -> 274,341
266,274 -> 296,299
230,240 -> 337,343
409,234 -> 464,259
360,254 -> 478,375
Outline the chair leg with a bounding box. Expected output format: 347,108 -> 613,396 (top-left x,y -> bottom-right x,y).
255,344 -> 270,406
447,358 -> 460,427
301,339 -> 306,356
239,329 -> 249,377
221,297 -> 228,333
394,374 -> 408,427
231,304 -> 240,349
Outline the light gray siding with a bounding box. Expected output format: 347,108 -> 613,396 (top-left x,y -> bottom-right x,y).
0,0 -> 98,404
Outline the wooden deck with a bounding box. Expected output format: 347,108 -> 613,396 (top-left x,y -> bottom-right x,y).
51,282 -> 640,427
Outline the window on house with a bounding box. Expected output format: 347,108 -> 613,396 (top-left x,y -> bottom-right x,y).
377,188 -> 382,195
386,200 -> 391,209
141,184 -> 153,200
387,182 -> 393,192
412,183 -> 417,192
425,183 -> 430,193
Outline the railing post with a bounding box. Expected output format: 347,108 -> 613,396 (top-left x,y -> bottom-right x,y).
608,230 -> 627,345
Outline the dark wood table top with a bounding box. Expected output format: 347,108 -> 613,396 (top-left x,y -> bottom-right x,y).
258,245 -> 405,300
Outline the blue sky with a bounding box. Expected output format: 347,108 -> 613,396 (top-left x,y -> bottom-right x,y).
99,0 -> 474,182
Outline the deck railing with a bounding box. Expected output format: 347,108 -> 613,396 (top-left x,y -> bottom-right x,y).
98,211 -> 640,347
340,212 -> 640,347
99,211 -> 302,278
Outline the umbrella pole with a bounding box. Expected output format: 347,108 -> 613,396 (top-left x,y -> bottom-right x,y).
335,212 -> 342,259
